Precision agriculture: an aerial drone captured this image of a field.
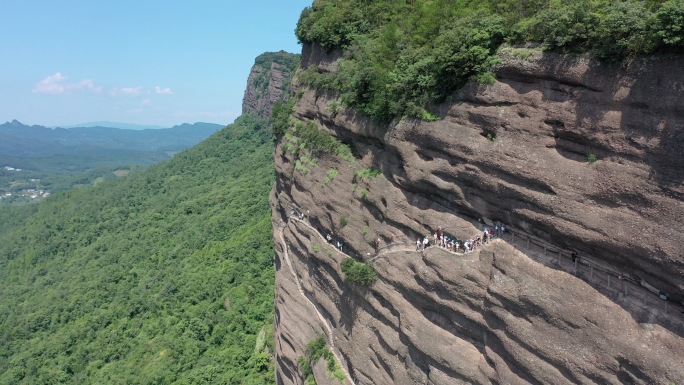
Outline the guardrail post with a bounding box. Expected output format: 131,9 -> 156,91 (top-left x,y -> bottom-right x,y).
590,265 -> 593,280
664,301 -> 668,314
526,236 -> 530,250
511,232 -> 515,244
557,250 -> 561,265
543,243 -> 547,257
574,259 -> 577,275
608,275 -> 610,289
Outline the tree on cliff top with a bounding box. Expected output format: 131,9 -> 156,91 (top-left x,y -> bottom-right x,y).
295,0 -> 684,123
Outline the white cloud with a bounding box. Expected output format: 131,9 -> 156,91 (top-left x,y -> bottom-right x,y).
33,72 -> 101,94
154,86 -> 173,95
69,79 -> 102,93
33,72 -> 67,94
125,99 -> 153,114
111,86 -> 142,96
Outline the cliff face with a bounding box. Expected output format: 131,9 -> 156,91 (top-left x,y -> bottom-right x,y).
242,51 -> 300,119
271,46 -> 684,385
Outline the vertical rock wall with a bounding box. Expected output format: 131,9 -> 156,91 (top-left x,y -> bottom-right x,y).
242,51 -> 299,120
271,47 -> 684,384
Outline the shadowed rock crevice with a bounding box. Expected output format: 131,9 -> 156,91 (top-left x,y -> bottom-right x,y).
369,345 -> 395,382
481,330 -> 547,385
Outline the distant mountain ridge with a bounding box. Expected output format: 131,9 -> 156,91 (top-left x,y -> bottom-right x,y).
0,119 -> 225,203
0,120 -> 223,156
56,121 -> 166,130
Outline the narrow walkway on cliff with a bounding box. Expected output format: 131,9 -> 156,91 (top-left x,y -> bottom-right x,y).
502,227 -> 684,334
276,219 -> 357,385
285,206 -> 684,336
288,211 -> 494,262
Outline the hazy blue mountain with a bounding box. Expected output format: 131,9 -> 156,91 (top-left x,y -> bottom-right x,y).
0,120 -> 223,155
0,120 -> 224,204
57,121 -> 167,130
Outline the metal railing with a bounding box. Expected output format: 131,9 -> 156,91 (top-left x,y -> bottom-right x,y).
503,228 -> 684,334
284,203 -> 683,334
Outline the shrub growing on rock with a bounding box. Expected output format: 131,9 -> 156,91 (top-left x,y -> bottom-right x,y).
340,258 -> 377,285
587,153 -> 598,163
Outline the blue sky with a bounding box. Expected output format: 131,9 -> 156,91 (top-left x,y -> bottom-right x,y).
1,0 -> 312,127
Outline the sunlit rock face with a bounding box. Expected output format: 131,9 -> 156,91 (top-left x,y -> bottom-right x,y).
242,52 -> 298,120
271,45 -> 684,385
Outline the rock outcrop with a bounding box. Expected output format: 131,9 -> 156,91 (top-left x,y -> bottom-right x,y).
242,51 -> 299,120
271,45 -> 684,385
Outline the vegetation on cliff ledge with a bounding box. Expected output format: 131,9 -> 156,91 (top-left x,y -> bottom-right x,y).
280,118 -> 354,174
297,336 -> 345,384
340,258 -> 377,286
296,0 -> 684,123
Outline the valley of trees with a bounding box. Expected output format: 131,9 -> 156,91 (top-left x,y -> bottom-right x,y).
0,114 -> 276,384
0,121 -> 222,205
296,0 -> 684,122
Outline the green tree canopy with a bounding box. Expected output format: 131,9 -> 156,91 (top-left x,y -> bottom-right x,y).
0,114 -> 277,385
295,0 -> 684,123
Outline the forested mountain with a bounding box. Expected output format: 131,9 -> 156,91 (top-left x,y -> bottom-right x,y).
0,114 -> 276,384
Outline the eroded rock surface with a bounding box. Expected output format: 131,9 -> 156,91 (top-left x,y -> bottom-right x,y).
242,52 -> 298,119
272,48 -> 684,385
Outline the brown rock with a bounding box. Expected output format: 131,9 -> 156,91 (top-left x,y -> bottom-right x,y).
272,47 -> 684,385
242,51 -> 299,119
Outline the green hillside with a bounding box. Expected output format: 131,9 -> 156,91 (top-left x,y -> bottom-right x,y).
0,114 -> 276,384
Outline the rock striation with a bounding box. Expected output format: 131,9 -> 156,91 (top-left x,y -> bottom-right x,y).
271,45 -> 684,385
242,51 -> 299,120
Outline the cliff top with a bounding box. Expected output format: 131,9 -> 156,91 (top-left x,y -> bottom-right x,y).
295,0 -> 684,123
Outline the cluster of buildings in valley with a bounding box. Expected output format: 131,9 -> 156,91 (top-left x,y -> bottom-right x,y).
1,167 -> 50,201
0,189 -> 50,200
22,188 -> 49,199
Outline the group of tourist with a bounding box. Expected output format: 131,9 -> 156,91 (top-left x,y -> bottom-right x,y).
415,224 -> 506,254
290,203 -> 507,257
288,203 -> 684,318
326,232 -> 344,252
291,209 -> 305,221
